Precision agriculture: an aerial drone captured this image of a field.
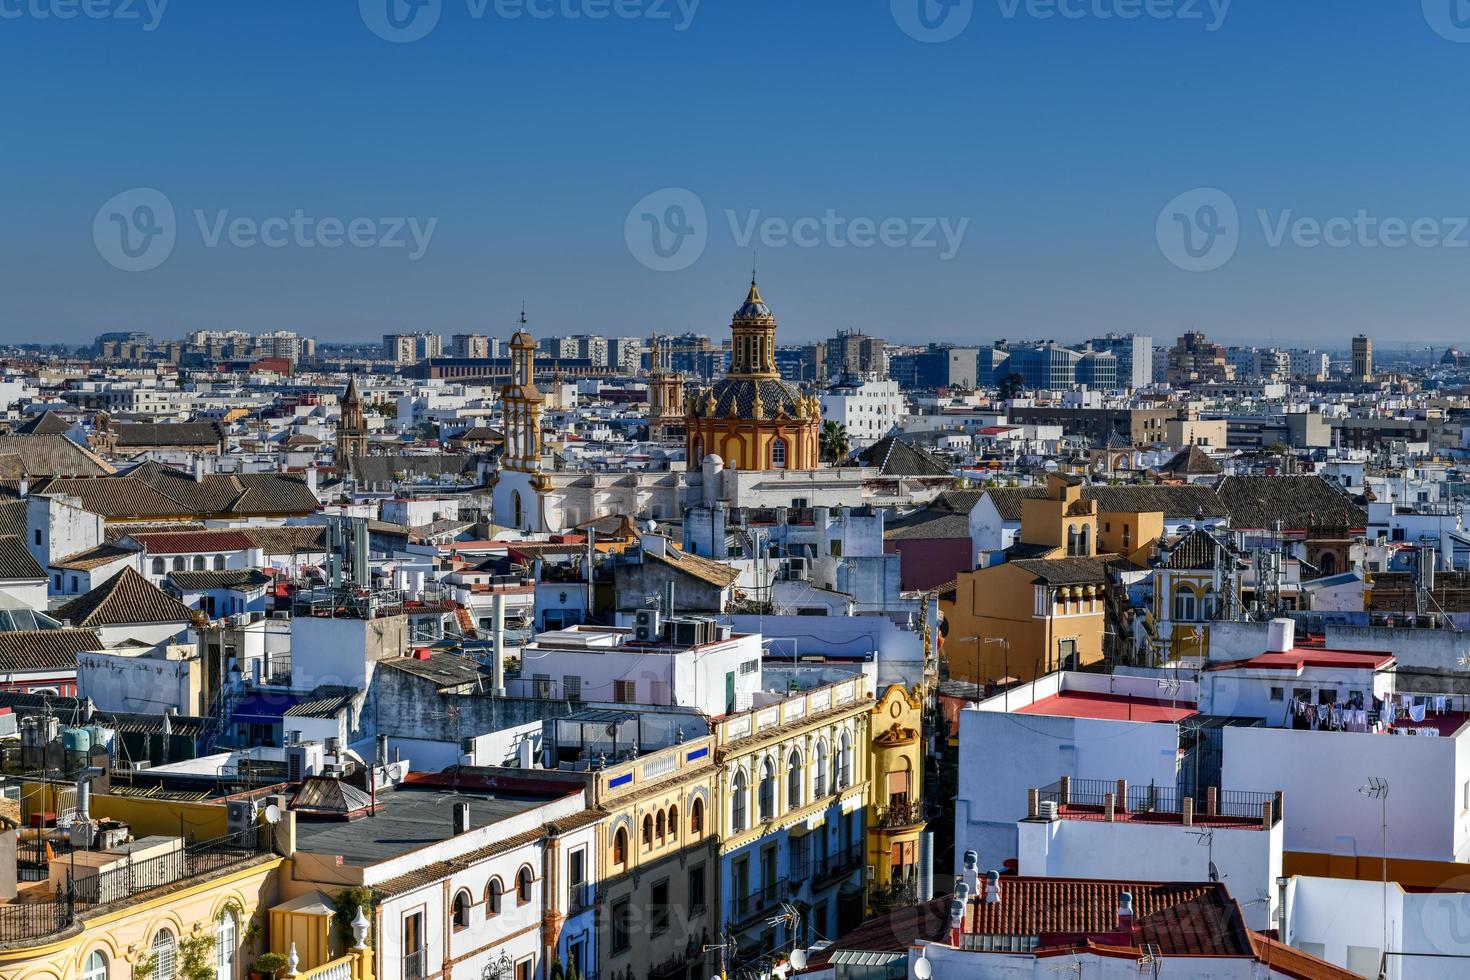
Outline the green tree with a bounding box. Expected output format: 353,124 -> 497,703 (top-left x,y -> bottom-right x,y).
820,420 -> 851,464
996,372 -> 1027,401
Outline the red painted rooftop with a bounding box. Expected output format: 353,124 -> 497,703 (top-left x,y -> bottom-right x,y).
1015,691 -> 1197,723
1205,648 -> 1394,672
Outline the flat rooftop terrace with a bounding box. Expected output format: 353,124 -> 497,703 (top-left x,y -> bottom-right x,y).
292,784 -> 552,866
1015,690 -> 1198,724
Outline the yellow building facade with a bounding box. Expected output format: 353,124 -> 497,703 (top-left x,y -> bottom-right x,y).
865,684 -> 926,914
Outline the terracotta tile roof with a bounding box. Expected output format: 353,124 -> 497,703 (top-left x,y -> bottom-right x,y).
1249,932 -> 1363,979
978,485 -> 1228,522
1158,445 -> 1221,476
56,567 -> 194,628
168,568 -> 273,592
854,437 -> 953,477
0,536 -> 45,581
963,877 -> 1251,956
0,628 -> 103,672
12,411 -> 74,436
105,522 -> 206,543
0,435 -> 114,476
51,543 -> 139,571
242,525 -> 329,554
109,422 -> 225,448
1217,475 -> 1367,531
0,500 -> 26,538
127,529 -> 257,555
648,547 -> 740,589
1009,555 -> 1115,586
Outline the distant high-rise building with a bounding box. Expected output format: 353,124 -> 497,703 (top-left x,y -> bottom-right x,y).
889,345 -> 979,390
384,332 -> 442,365
1166,331 -> 1234,385
1089,333 -> 1153,389
1288,349 -> 1330,381
1005,343 -> 1082,390
1352,334 -> 1374,381
451,333 -> 491,359
826,330 -> 888,380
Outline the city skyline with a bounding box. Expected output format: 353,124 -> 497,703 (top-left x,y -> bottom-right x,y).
9,4 -> 1470,343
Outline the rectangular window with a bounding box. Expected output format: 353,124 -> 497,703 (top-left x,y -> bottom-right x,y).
651,878 -> 670,935
612,899 -> 631,953
516,959 -> 532,980
614,680 -> 636,703
564,675 -> 581,701
689,863 -> 707,916
1270,687 -> 1284,701
402,911 -> 426,980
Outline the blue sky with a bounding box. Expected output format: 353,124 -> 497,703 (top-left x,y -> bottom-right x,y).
5,1 -> 1470,349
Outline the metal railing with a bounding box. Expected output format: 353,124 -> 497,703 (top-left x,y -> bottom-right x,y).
812,843 -> 865,883
874,799 -> 925,829
1035,780 -> 1282,827
734,878 -> 787,922
0,831 -> 263,944
402,948 -> 428,980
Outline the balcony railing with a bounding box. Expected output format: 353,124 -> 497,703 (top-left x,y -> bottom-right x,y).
402,948 -> 428,980
812,843 -> 865,884
734,878 -> 787,923
1034,780 -> 1282,828
568,882 -> 593,914
0,831 -> 265,945
874,799 -> 926,829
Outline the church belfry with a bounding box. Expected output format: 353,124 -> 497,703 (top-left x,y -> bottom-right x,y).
335,374 -> 370,465
501,318 -> 545,473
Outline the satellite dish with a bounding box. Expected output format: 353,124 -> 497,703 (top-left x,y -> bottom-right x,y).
263,804 -> 282,825
913,954 -> 933,980
1208,861 -> 1221,883
645,519 -> 658,533
790,949 -> 808,970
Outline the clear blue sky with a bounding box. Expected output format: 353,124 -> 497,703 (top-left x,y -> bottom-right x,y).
5,0 -> 1470,350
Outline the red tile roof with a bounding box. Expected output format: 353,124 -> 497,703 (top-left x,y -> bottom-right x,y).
964,877 -> 1250,956
1015,691 -> 1197,723
127,530 -> 257,555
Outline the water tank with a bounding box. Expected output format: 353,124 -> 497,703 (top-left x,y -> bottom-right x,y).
1266,618 -> 1295,653
61,728 -> 92,755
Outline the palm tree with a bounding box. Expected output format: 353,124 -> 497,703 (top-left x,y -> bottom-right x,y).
821,420 -> 851,464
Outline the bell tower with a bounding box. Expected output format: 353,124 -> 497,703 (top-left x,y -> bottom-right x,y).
335,374 -> 370,465
501,315 -> 545,473
729,277 -> 779,379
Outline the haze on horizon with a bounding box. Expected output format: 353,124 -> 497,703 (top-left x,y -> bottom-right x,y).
5,1 -> 1470,348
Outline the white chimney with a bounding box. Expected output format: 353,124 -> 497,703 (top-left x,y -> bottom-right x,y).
1118,890 -> 1135,931
962,849 -> 980,897
984,870 -> 1001,904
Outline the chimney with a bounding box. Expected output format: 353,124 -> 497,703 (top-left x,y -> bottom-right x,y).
949,882 -> 970,947
962,850 -> 980,897
1118,891 -> 1135,932
984,870 -> 1001,904
917,832 -> 934,902
452,801 -> 471,836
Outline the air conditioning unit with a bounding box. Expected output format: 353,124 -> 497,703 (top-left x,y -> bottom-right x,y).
287,742 -> 325,782
225,800 -> 257,836
1038,801 -> 1059,821
634,608 -> 661,643
671,618 -> 702,647
785,557 -> 809,582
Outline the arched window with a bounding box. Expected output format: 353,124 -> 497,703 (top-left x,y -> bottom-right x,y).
216,908 -> 237,979
516,866 -> 534,904
512,491 -> 523,528
1078,525 -> 1091,557
151,557 -> 165,575
642,814 -> 654,848
1067,525 -> 1078,556
452,890 -> 472,930
787,749 -> 804,810
758,757 -> 776,822
837,731 -> 853,790
213,554 -> 226,570
731,770 -> 748,832
1202,588 -> 1220,621
172,556 -> 185,572
486,877 -> 504,916
1173,585 -> 1197,622
151,928 -> 176,980
690,797 -> 704,835
613,828 -> 628,866
82,951 -> 108,980
772,439 -> 787,469
192,555 -> 206,571
814,739 -> 829,798
655,810 -> 666,840
1321,552 -> 1337,576
668,804 -> 678,839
